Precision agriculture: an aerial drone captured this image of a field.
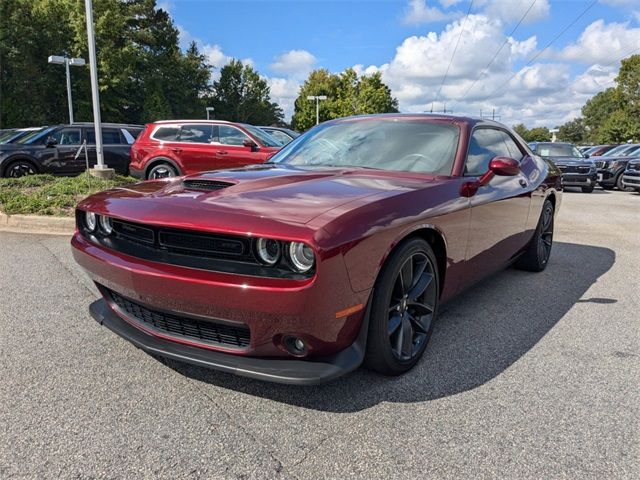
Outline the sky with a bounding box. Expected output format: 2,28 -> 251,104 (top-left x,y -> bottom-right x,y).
160,0 -> 640,127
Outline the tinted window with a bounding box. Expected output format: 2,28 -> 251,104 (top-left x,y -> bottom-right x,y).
272,120 -> 459,175
242,125 -> 281,147
51,128 -> 81,145
466,129 -> 510,175
266,129 -> 291,145
218,125 -> 249,146
179,124 -> 213,143
153,126 -> 179,141
86,128 -> 122,145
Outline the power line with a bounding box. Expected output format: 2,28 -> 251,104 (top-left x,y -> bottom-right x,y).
485,0 -> 597,99
433,0 -> 474,109
461,0 -> 538,100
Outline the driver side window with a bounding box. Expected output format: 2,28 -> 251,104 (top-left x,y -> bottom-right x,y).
465,128 -> 510,176
218,125 -> 250,146
51,128 -> 81,146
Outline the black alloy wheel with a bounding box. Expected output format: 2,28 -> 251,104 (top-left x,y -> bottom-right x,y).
515,198 -> 554,272
6,160 -> 36,178
365,238 -> 439,375
148,163 -> 178,179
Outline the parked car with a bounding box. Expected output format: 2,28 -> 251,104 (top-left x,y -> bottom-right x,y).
621,159 -> 640,192
581,144 -> 617,157
0,123 -> 143,178
129,120 -> 282,179
529,141 -> 597,192
258,126 -> 300,145
597,143 -> 639,158
72,114 -> 561,384
592,146 -> 640,190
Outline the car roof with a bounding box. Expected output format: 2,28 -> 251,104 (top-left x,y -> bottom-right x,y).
324,112 -> 511,130
152,120 -> 234,125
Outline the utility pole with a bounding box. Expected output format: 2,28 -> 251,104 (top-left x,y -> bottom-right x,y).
48,56 -> 85,124
307,95 -> 327,125
85,0 -> 113,178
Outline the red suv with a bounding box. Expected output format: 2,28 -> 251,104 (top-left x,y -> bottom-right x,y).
130,120 -> 282,179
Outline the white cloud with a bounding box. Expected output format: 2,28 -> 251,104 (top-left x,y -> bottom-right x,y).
481,0 -> 550,24
267,77 -> 302,120
402,0 -> 457,24
269,50 -> 316,78
558,20 -> 640,64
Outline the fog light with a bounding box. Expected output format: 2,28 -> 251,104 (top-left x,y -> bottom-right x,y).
283,336 -> 307,357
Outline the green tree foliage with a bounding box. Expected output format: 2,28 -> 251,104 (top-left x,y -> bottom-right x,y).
210,60 -> 283,125
557,118 -> 587,144
512,123 -> 550,142
0,0 -> 213,127
292,68 -> 398,131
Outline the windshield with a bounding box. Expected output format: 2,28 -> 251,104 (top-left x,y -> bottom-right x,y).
616,144 -> 640,157
0,130 -> 17,143
15,127 -> 53,144
242,125 -> 281,148
535,144 -> 582,158
1,128 -> 43,144
270,119 -> 460,175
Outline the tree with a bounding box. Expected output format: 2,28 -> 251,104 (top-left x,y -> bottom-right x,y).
511,123 -> 549,142
210,60 -> 282,125
598,110 -> 640,143
581,88 -> 621,142
557,118 -> 587,144
292,68 -> 398,131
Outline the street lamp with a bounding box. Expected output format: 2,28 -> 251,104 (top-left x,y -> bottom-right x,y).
206,106 -> 214,120
306,95 -> 327,125
48,55 -> 85,124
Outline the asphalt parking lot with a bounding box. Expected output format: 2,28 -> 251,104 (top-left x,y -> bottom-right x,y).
1,189 -> 638,479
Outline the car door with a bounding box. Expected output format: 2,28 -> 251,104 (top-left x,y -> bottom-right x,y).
175,124 -> 217,174
461,127 -> 532,288
84,127 -> 129,174
48,127 -> 83,174
215,125 -> 265,169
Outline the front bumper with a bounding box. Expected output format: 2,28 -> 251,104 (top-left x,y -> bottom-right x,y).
89,298 -> 367,385
129,166 -> 145,179
596,169 -> 622,186
561,172 -> 597,187
622,172 -> 640,189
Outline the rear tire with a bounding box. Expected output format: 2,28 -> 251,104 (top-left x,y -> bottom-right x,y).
514,199 -> 554,272
581,185 -> 595,193
147,162 -> 178,180
364,238 -> 439,376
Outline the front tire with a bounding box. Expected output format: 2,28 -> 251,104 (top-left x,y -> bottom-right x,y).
514,199 -> 554,272
4,159 -> 37,178
364,238 -> 439,376
581,185 -> 594,193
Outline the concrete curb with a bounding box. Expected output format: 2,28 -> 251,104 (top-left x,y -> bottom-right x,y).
0,212 -> 74,236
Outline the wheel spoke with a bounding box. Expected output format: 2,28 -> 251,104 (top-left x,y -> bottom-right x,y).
388,314 -> 402,335
400,316 -> 413,358
408,301 -> 433,317
399,259 -> 413,294
409,314 -> 431,335
408,272 -> 433,300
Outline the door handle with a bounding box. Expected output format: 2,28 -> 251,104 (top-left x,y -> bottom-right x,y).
519,179 -> 528,188
217,150 -> 228,155
170,147 -> 182,153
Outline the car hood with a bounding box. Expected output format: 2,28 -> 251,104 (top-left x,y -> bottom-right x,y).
79,164 -> 434,229
548,157 -> 593,166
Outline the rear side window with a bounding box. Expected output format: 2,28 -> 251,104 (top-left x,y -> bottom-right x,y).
153,126 -> 179,141
179,124 -> 213,143
121,128 -> 142,144
87,128 -> 122,145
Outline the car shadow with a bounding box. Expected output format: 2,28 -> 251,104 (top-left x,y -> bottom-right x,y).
163,241 -> 615,412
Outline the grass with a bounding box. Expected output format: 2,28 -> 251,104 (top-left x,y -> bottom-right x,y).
0,173 -> 137,216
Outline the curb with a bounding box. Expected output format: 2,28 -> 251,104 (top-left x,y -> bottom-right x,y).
0,212 -> 75,236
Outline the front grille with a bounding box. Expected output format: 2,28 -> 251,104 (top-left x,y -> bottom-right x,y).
558,165 -> 591,174
108,288 -> 251,348
183,179 -> 235,191
158,230 -> 246,256
624,176 -> 640,185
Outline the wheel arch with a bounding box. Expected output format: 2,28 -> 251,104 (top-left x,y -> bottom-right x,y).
144,157 -> 182,179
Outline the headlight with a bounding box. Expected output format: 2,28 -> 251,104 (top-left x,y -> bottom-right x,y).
99,215 -> 113,235
85,211 -> 97,232
288,241 -> 315,272
255,238 -> 281,265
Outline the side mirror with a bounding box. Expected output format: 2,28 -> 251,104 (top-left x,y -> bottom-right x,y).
45,136 -> 58,147
583,154 -> 590,158
488,156 -> 520,176
243,139 -> 257,150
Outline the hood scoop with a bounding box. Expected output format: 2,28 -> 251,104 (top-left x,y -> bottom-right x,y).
182,179 -> 236,191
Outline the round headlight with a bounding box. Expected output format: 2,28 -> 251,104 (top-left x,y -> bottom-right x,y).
85,211 -> 97,232
288,242 -> 315,272
256,238 -> 281,265
99,215 -> 113,235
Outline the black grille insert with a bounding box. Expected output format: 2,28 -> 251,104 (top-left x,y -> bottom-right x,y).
183,179 -> 235,191
107,288 -> 251,348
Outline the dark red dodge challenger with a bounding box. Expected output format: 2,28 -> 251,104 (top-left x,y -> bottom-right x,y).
72,114 -> 562,384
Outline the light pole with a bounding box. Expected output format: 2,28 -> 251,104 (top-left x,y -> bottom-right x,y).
206,106 -> 214,120
84,0 -> 112,177
48,55 -> 85,124
306,95 -> 327,125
